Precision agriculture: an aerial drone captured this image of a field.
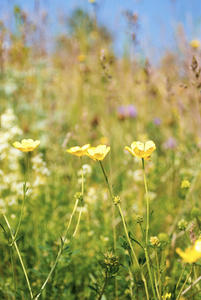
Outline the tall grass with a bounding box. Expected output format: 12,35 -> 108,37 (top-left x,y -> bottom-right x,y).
1,4 -> 201,300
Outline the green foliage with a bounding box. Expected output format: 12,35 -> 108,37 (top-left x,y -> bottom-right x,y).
1,4 -> 201,300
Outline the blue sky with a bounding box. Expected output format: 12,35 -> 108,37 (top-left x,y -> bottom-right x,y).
1,0 -> 201,61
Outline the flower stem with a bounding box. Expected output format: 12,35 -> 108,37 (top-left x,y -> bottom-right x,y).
176,264 -> 186,290
176,265 -> 193,300
35,160 -> 84,299
10,245 -> 17,297
155,249 -> 161,299
142,158 -> 157,300
3,213 -> 33,299
11,153 -> 29,246
98,272 -> 108,300
99,161 -> 149,300
99,161 -> 113,200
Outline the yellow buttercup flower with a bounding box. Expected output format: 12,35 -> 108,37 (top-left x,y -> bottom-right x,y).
87,145 -> 110,161
176,239 -> 201,263
190,39 -> 200,49
67,144 -> 90,157
162,293 -> 171,299
125,141 -> 156,160
13,139 -> 40,153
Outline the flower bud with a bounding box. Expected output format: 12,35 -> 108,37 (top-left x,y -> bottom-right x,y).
178,219 -> 188,231
135,215 -> 144,224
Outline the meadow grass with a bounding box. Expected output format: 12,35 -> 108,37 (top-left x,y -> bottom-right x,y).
1,5 -> 201,300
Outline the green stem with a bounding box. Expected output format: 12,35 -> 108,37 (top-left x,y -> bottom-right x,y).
155,249 -> 161,299
176,265 -> 193,300
99,161 -> 149,300
63,198 -> 79,241
73,209 -> 82,237
36,160 -> 85,299
176,264 -> 186,290
142,158 -> 157,300
142,158 -> 149,247
99,161 -> 113,200
154,270 -> 160,299
10,246 -> 17,298
98,272 -> 108,300
35,247 -> 62,300
81,157 -> 84,196
3,213 -> 33,299
193,265 -> 201,291
11,153 -> 29,246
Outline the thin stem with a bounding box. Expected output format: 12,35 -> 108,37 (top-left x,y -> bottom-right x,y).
63,198 -> 79,242
193,266 -> 201,291
142,158 -> 149,247
36,160 -> 85,299
81,157 -> 84,196
98,272 -> 108,300
73,209 -> 82,237
155,249 -> 161,299
154,270 -> 160,300
35,197 -> 80,299
99,161 -> 113,200
10,246 -> 17,298
3,213 -> 33,299
142,158 -> 157,300
35,249 -> 62,300
176,264 -> 186,290
182,275 -> 201,296
99,161 -> 149,300
176,265 -> 193,300
102,159 -> 118,297
160,249 -> 166,292
11,153 -> 29,246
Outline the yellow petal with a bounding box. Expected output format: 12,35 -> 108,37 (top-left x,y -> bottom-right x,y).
67,144 -> 90,156
145,141 -> 156,152
131,141 -> 144,151
124,146 -> 137,157
87,145 -> 110,161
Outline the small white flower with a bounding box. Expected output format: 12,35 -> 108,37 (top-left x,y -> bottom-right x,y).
77,164 -> 92,177
1,108 -> 17,129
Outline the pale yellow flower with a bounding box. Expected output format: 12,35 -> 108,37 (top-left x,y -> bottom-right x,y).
181,180 -> 190,189
87,145 -> 110,161
176,239 -> 201,263
67,144 -> 90,157
125,141 -> 156,160
190,39 -> 200,49
162,293 -> 171,299
150,236 -> 159,246
13,139 -> 40,153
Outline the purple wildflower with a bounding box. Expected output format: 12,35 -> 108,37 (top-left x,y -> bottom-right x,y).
163,137 -> 178,149
127,105 -> 137,118
153,117 -> 161,126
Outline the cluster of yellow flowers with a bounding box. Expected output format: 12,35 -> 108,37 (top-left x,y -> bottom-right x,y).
13,138 -> 201,265
13,139 -> 156,161
66,140 -> 156,161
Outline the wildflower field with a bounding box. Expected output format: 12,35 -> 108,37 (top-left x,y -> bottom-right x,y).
1,3 -> 201,300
